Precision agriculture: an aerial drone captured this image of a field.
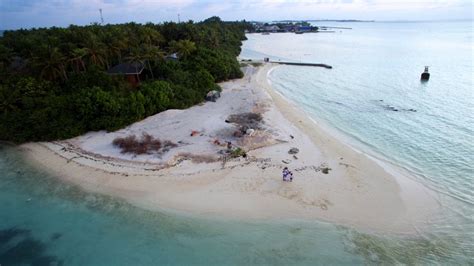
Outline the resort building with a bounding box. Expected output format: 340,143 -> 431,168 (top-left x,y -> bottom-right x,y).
107,62 -> 145,87
263,25 -> 280,32
296,26 -> 312,32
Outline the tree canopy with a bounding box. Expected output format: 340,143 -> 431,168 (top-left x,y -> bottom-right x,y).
0,17 -> 250,143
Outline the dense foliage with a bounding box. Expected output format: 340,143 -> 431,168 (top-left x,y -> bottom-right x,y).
0,17 -> 249,142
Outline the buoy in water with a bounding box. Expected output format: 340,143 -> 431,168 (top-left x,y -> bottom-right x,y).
421,66 -> 430,81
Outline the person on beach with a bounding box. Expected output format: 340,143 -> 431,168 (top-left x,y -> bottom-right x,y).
282,167 -> 293,182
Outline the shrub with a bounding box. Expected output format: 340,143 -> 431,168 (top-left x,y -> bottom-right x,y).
230,147 -> 246,158
112,133 -> 177,155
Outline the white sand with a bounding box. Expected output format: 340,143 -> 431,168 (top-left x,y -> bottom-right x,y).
20,64 -> 440,234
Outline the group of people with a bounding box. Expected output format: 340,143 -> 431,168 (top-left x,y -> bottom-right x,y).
282,167 -> 293,182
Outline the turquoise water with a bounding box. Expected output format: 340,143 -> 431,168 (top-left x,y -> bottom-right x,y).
1,21 -> 473,265
242,21 -> 473,208
240,21 -> 474,263
1,145 -> 473,265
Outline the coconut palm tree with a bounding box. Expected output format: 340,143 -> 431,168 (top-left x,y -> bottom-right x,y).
83,36 -> 108,68
126,44 -> 164,80
34,46 -> 67,81
108,38 -> 127,63
140,27 -> 164,47
142,45 -> 164,80
169,39 -> 196,59
125,47 -> 146,83
68,48 -> 87,73
103,28 -> 127,64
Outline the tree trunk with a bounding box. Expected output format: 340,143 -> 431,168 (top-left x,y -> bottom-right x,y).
147,60 -> 154,79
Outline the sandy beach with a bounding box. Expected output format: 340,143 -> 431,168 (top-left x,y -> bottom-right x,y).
19,63 -> 440,234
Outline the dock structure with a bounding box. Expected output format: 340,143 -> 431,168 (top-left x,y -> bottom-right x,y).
271,61 -> 333,69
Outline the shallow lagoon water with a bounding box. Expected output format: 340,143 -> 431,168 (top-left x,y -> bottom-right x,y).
243,22 -> 473,212
2,21 -> 474,265
242,22 -> 473,207
1,145 -> 472,265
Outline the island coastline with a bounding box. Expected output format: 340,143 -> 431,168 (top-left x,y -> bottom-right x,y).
19,63 -> 440,235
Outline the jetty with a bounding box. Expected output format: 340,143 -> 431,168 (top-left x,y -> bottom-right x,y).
319,26 -> 352,30
271,61 -> 333,69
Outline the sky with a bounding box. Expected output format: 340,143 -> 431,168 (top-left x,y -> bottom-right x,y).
0,0 -> 472,29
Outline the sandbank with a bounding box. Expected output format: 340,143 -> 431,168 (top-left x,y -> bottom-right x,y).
20,64 -> 440,234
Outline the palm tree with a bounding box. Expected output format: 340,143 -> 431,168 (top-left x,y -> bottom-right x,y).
125,47 -> 146,83
169,39 -> 196,59
33,46 -> 67,81
68,48 -> 87,73
83,36 -> 108,68
142,45 -> 164,80
103,28 -> 127,64
140,27 -> 164,47
108,38 -> 127,63
126,45 -> 164,80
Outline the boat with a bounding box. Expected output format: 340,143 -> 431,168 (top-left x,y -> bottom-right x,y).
420,66 -> 430,81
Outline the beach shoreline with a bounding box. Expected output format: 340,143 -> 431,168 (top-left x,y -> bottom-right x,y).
19,64 -> 440,235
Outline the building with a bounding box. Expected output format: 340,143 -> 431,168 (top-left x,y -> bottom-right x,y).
263,25 -> 280,32
296,26 -> 312,32
107,62 -> 145,87
282,25 -> 297,32
165,53 -> 179,62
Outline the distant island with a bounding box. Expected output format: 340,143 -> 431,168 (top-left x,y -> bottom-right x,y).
247,20 -> 356,34
275,19 -> 375,23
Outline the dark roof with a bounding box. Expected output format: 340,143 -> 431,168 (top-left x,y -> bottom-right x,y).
297,26 -> 312,30
107,62 -> 145,75
9,56 -> 28,71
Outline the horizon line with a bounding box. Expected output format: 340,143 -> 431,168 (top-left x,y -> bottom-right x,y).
0,18 -> 471,31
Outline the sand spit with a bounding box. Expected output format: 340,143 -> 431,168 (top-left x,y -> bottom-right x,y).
20,64 -> 439,234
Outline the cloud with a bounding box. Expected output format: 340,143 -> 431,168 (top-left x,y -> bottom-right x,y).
0,0 -> 43,12
0,0 -> 471,29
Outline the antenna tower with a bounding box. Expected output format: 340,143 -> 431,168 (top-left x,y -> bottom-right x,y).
99,9 -> 104,24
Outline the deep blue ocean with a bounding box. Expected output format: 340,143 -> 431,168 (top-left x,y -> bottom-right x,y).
1,21 -> 473,265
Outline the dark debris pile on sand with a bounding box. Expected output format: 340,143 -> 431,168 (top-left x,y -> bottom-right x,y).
226,112 -> 263,129
112,133 -> 178,155
225,112 -> 263,138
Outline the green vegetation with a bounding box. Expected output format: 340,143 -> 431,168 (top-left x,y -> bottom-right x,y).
230,147 -> 247,158
0,17 -> 249,143
249,62 -> 262,67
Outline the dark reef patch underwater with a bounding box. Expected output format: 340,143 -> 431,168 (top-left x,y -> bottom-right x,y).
0,228 -> 63,266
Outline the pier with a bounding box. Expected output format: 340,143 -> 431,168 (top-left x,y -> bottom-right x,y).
271,61 -> 333,69
319,26 -> 352,30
